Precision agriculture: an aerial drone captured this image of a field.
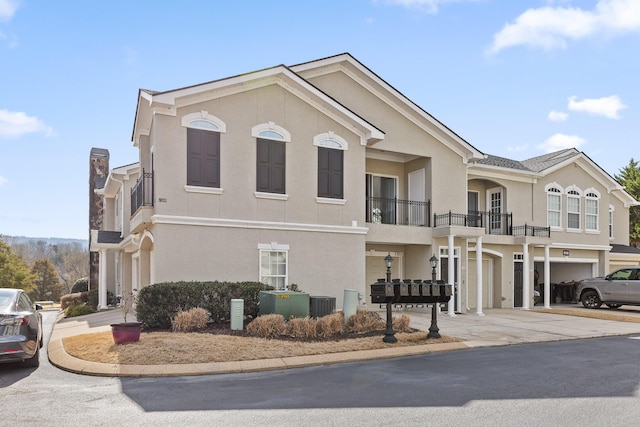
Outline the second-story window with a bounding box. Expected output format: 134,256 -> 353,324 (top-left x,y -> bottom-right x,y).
182,112 -> 226,189
546,185 -> 562,228
314,133 -> 347,200
585,189 -> 600,231
187,127 -> 220,188
609,205 -> 614,239
567,188 -> 581,230
253,123 -> 291,195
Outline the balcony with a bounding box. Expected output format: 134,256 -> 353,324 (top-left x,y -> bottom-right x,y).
131,169 -> 154,216
366,196 -> 431,227
513,224 -> 550,238
434,211 -> 513,235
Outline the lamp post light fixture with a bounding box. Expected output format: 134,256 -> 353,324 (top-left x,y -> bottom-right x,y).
383,253 -> 397,343
427,254 -> 441,339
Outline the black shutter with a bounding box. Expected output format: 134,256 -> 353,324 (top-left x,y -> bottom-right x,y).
318,147 -> 343,199
257,138 -> 285,194
187,128 -> 220,188
256,139 -> 271,192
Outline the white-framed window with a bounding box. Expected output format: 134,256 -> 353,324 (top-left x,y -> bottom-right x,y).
609,205 -> 614,239
314,132 -> 347,200
258,243 -> 289,290
253,122 -> 290,195
585,189 -> 600,232
566,186 -> 581,230
182,111 -> 227,189
546,183 -> 563,229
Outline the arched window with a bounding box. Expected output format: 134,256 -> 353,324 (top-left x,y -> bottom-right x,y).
314,132 -> 347,200
545,183 -> 563,228
585,188 -> 600,231
182,112 -> 226,189
566,186 -> 582,230
252,122 -> 290,195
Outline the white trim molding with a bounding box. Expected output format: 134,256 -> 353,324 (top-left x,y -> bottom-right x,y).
152,214 -> 369,235
181,111 -> 227,132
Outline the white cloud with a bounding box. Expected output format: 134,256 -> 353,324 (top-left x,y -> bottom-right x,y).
567,95 -> 627,119
0,109 -> 54,138
0,175 -> 7,186
548,110 -> 569,122
0,0 -> 19,22
383,0 -> 475,14
488,0 -> 640,53
538,133 -> 586,152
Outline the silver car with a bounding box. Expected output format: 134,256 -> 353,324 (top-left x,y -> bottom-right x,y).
0,288 -> 43,368
576,267 -> 640,309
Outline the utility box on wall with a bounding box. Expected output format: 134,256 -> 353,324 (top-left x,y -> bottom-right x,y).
259,291 -> 310,319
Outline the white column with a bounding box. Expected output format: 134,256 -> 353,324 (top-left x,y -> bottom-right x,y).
99,248 -> 108,310
447,234 -> 456,316
522,243 -> 530,310
544,245 -> 551,309
476,237 -> 484,316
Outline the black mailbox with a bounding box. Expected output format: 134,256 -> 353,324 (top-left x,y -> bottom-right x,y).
370,279 -> 451,306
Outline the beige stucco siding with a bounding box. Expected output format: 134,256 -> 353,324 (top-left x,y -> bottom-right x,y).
150,83 -> 366,228
148,222 -> 365,308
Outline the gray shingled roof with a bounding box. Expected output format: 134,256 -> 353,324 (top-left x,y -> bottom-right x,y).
476,148 -> 581,173
610,244 -> 640,254
520,148 -> 579,172
477,154 -> 532,171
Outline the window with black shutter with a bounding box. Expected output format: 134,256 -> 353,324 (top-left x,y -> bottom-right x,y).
187,127 -> 220,188
318,147 -> 343,199
256,138 -> 286,194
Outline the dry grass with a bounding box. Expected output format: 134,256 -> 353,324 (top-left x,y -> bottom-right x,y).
535,307 -> 640,323
63,330 -> 460,365
171,307 -> 208,332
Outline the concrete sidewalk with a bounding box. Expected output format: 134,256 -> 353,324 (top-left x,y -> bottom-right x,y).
47,305 -> 640,377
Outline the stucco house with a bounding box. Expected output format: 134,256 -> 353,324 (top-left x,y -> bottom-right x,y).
90,53 -> 639,314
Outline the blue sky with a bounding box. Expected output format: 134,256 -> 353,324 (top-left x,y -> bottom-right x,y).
0,0 -> 638,239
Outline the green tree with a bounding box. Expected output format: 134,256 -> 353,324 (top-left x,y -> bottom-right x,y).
0,238 -> 35,292
30,258 -> 64,301
615,158 -> 640,247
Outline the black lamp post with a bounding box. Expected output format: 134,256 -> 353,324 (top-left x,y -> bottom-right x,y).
427,254 -> 441,339
383,253 -> 397,343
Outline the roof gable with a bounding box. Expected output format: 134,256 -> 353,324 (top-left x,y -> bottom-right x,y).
290,53 -> 485,164
132,62 -> 384,148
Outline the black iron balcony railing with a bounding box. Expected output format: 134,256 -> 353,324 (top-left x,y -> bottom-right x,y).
366,196 -> 431,227
434,211 -> 513,235
513,224 -> 551,238
131,169 -> 154,216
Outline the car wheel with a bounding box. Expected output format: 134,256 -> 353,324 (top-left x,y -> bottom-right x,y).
606,304 -> 622,309
581,290 -> 602,309
23,346 -> 40,368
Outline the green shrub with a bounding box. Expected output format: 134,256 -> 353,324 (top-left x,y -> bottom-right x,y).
70,277 -> 89,293
65,304 -> 96,317
136,281 -> 273,329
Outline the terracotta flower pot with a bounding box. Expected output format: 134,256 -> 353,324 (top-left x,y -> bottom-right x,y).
110,322 -> 142,345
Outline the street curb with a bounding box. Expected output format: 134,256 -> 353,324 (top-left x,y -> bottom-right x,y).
48,337 -> 471,378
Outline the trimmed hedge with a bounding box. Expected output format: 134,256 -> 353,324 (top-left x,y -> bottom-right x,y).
71,277 -> 89,293
136,281 -> 274,329
60,289 -> 116,310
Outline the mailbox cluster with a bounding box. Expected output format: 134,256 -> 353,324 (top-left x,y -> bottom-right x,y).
370,278 -> 452,305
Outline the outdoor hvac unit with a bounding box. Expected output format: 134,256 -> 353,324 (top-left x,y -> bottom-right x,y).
259,291 -> 310,319
309,296 -> 336,318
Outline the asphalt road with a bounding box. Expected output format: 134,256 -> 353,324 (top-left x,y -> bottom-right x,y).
2,311 -> 640,426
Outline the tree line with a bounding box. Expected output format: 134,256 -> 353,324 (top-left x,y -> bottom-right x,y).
0,236 -> 88,302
